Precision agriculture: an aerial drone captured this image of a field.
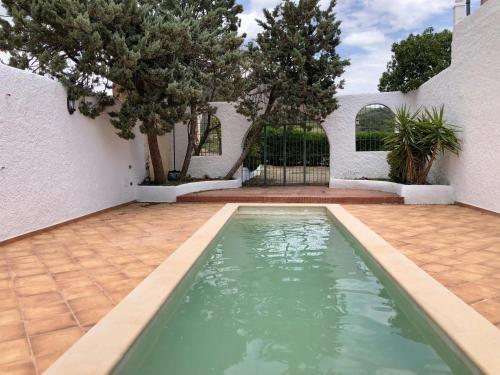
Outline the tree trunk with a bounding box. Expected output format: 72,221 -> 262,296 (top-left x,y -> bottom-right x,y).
224,95 -> 276,180
147,133 -> 166,184
224,119 -> 265,180
180,104 -> 198,180
418,153 -> 437,184
194,113 -> 213,156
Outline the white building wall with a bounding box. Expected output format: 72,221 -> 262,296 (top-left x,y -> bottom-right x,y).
408,0 -> 500,212
0,64 -> 145,241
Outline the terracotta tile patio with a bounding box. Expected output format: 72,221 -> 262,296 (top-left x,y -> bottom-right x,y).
345,204 -> 500,328
0,202 -> 499,374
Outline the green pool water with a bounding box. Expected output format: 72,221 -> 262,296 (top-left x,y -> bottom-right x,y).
113,210 -> 478,375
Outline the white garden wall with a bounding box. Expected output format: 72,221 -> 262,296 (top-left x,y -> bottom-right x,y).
171,94 -> 411,180
0,64 -> 145,241
324,92 -> 407,180
169,102 -> 251,179
408,0 -> 500,213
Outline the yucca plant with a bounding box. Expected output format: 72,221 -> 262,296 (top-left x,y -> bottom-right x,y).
416,106 -> 461,184
385,105 -> 422,184
385,105 -> 461,184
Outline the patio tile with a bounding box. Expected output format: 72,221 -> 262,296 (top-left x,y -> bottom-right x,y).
18,292 -> 63,308
471,299 -> 500,325
0,360 -> 35,375
35,353 -> 60,373
22,303 -> 70,321
0,309 -> 22,326
0,296 -> 18,313
25,313 -> 78,337
450,282 -> 500,304
73,307 -> 110,326
30,327 -> 83,358
0,323 -> 26,343
0,338 -> 31,365
421,263 -> 451,274
67,294 -> 113,312
60,284 -> 103,300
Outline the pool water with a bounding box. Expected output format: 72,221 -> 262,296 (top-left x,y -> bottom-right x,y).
113,211 -> 476,375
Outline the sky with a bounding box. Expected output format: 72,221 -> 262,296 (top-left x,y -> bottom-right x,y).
238,0 -> 481,95
1,1 -> 481,95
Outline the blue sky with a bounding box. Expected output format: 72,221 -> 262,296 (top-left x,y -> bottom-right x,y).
238,0 -> 481,94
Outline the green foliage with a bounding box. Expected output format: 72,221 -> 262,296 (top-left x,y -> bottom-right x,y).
356,131 -> 391,152
379,28 -> 452,93
265,127 -> 329,166
237,0 -> 349,124
355,104 -> 394,151
0,0 -> 244,183
244,125 -> 329,169
356,105 -> 394,132
226,0 -> 349,178
385,105 -> 461,184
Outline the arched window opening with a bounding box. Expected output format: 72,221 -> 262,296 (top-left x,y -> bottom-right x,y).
355,104 -> 394,152
193,113 -> 222,156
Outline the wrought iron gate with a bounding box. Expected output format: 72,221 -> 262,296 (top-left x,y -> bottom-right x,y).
242,117 -> 330,186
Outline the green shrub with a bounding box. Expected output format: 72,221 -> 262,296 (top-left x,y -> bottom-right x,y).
356,131 -> 391,151
385,105 -> 461,184
243,125 -> 330,169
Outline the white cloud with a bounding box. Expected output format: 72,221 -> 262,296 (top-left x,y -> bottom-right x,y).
335,0 -> 454,94
343,30 -> 387,48
240,0 -> 281,41
239,0 -> 454,94
239,11 -> 263,41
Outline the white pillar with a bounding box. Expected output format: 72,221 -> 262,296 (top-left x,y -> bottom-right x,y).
454,0 -> 467,25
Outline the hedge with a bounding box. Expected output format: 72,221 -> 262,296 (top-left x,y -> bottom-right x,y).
243,127 -> 329,169
356,131 -> 391,151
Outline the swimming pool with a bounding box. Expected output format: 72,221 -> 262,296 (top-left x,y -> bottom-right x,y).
44,205 -> 500,375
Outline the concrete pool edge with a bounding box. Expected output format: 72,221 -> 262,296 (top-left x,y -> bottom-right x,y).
43,204 -> 500,375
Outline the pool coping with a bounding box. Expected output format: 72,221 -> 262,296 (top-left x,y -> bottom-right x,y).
43,204 -> 500,375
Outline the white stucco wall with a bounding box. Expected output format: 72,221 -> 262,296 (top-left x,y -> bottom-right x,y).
172,95 -> 413,180
408,0 -> 500,212
324,92 -> 408,180
170,102 -> 251,179
0,64 -> 145,241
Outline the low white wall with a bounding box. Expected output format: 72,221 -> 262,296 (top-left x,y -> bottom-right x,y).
330,179 -> 455,205
136,179 -> 242,203
0,64 -> 145,241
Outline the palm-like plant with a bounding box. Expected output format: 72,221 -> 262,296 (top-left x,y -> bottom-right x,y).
416,106 -> 461,184
385,105 -> 421,183
385,105 -> 461,184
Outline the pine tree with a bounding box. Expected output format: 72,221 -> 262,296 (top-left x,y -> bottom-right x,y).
224,0 -> 349,179
0,0 -> 244,183
166,0 -> 245,180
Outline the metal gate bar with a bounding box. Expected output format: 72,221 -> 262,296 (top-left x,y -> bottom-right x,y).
243,115 -> 329,186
